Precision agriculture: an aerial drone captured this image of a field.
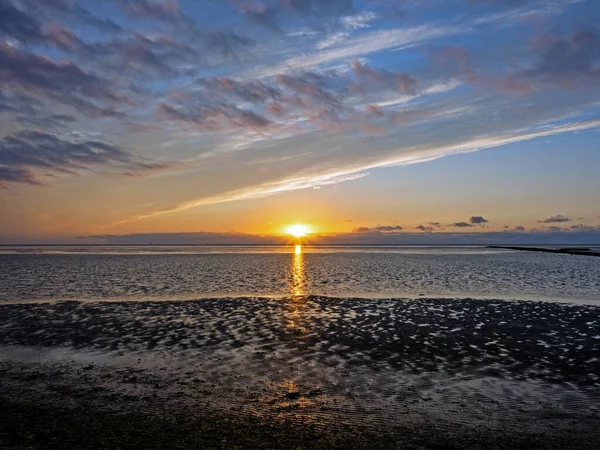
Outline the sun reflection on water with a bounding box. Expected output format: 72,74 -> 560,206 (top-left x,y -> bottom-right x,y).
286,244 -> 308,336
292,245 -> 305,297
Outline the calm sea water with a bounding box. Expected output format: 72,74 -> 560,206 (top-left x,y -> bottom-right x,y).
1,245 -> 599,303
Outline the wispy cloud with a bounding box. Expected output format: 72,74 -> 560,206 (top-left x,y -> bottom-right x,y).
117,117 -> 600,223
248,23 -> 463,77
117,171 -> 369,224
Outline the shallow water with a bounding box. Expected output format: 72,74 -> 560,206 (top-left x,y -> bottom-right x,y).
1,245 -> 599,303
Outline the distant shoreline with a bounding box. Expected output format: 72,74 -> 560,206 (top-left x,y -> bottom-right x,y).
487,245 -> 600,257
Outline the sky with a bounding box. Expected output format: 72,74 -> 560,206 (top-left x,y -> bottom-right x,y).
1,0 -> 599,244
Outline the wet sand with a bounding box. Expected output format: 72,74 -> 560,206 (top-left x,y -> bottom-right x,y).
1,296 -> 599,449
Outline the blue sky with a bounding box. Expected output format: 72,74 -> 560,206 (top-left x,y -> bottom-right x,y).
0,0 -> 599,243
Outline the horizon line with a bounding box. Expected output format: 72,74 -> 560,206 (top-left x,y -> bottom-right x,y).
2,243 -> 599,247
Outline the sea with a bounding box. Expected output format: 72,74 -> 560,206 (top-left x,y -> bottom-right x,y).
1,244 -> 599,304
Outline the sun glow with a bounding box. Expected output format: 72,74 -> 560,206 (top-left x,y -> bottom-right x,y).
285,223 -> 310,238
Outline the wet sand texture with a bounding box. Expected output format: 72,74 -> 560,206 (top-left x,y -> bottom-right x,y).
1,297 -> 600,449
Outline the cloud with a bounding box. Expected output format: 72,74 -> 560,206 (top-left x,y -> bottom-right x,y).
375,225 -> 403,232
0,166 -> 40,188
537,214 -> 572,223
199,77 -> 282,104
234,0 -> 355,33
17,112 -> 76,130
0,1 -> 45,44
530,224 -> 600,233
116,0 -> 182,21
160,65 -> 421,135
0,130 -> 173,186
202,31 -> 256,62
0,91 -> 77,129
251,23 -> 462,77
529,27 -> 600,86
22,0 -> 254,66
2,0 -> 599,235
117,171 -> 369,224
469,215 -> 489,224
119,117 -> 600,224
99,33 -> 202,78
352,225 -> 404,233
20,0 -> 123,32
351,60 -> 419,95
237,3 -> 283,33
452,222 -> 472,228
0,44 -> 130,118
292,0 -> 353,14
434,44 -> 533,95
0,2 -> 121,51
416,225 -> 434,232
115,0 -> 256,64
511,225 -> 526,232
570,225 -> 600,232
467,0 -> 541,7
42,22 -> 86,52
433,25 -> 600,96
158,102 -> 273,134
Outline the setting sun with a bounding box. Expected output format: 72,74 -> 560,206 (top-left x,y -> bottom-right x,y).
285,224 -> 310,238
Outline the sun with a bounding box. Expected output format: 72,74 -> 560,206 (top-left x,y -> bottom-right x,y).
285,223 -> 310,238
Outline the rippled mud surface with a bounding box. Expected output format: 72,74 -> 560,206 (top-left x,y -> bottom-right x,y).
1,296 -> 600,449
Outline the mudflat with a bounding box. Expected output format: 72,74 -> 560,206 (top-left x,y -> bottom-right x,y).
1,297 -> 599,449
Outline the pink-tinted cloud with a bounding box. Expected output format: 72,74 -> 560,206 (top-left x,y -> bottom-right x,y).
42,22 -> 83,52
352,60 -> 419,95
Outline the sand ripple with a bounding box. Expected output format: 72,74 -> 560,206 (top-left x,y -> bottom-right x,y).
0,296 -> 599,438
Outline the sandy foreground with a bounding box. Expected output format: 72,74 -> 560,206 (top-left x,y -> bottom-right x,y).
1,296 -> 599,449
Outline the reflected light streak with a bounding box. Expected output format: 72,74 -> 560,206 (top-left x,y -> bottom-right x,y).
291,245 -> 305,297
